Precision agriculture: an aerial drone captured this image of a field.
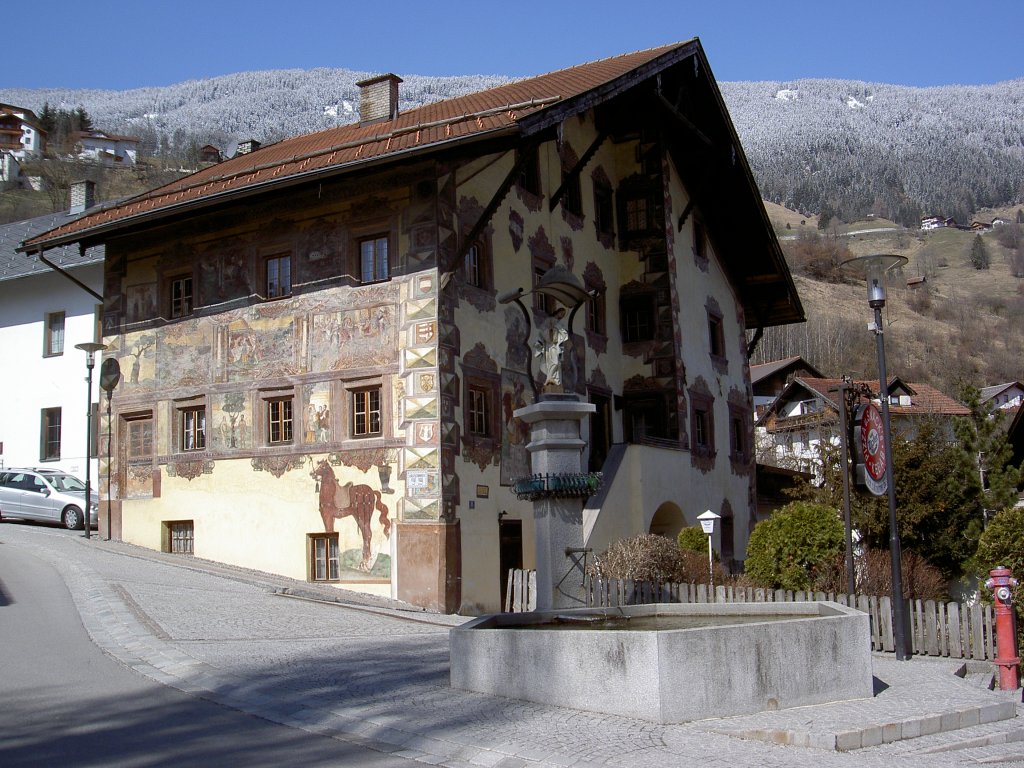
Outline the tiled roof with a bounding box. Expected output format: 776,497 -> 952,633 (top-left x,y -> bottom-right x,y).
749,356 -> 823,385
795,377 -> 970,417
980,382 -> 1023,402
0,209 -> 104,283
23,42 -> 691,251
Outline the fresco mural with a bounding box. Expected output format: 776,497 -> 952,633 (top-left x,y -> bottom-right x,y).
311,304 -> 397,371
157,320 -> 213,388
126,283 -> 157,324
213,392 -> 253,451
303,382 -> 332,444
227,316 -> 296,380
123,333 -> 157,388
310,458 -> 392,577
500,369 -> 533,485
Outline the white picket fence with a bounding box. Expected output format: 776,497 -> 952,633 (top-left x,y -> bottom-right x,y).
504,569 -> 997,661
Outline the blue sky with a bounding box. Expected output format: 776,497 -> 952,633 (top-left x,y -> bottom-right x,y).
7,0 -> 1021,90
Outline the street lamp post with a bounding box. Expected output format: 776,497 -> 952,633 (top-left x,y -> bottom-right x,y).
75,342 -> 106,539
842,254 -> 910,661
697,510 -> 720,601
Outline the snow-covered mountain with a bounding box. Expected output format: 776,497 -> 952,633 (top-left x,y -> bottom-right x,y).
3,69 -> 1022,224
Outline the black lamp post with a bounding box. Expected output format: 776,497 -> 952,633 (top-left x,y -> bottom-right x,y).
842,254 -> 910,660
74,342 -> 106,539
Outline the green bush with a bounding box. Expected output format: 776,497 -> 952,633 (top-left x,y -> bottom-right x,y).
745,501 -> 845,591
972,506 -> 1024,648
677,526 -> 707,554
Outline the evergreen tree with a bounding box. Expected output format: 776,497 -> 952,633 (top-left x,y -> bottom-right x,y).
969,234 -> 989,269
955,386 -> 1022,517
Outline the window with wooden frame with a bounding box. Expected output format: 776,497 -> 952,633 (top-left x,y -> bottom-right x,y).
40,407 -> 61,461
170,275 -> 193,318
461,367 -> 500,461
620,293 -> 656,343
516,144 -> 542,197
689,388 -> 716,462
351,386 -> 382,438
179,405 -> 206,451
265,253 -> 292,299
309,533 -> 340,582
467,385 -> 491,438
729,411 -> 749,464
266,396 -> 294,445
44,311 -> 65,357
531,250 -> 557,315
617,176 -> 663,246
561,166 -> 583,218
593,181 -> 614,238
462,240 -> 491,290
359,235 -> 389,283
125,416 -> 154,463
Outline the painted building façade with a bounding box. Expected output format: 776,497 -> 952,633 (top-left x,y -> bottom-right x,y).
24,40 -> 803,613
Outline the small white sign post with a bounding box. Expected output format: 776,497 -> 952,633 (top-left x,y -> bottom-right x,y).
697,510 -> 720,601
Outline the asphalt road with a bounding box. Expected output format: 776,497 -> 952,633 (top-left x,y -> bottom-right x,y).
0,527 -> 416,767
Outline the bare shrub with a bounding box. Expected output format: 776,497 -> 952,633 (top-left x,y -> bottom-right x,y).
854,549 -> 948,600
781,230 -> 854,282
590,534 -> 727,584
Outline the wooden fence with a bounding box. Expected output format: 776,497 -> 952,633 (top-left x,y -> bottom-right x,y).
504,569 -> 997,661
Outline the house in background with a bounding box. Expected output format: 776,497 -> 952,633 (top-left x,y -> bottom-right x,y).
757,376 -> 970,478
73,130 -> 140,166
750,356 -> 824,420
0,180 -> 104,478
0,103 -> 46,187
981,381 -> 1024,412
24,40 -> 803,613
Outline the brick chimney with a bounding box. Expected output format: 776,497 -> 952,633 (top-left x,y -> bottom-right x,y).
356,74 -> 403,124
69,179 -> 96,214
236,138 -> 262,155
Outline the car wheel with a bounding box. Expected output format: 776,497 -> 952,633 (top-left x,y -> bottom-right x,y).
62,506 -> 83,530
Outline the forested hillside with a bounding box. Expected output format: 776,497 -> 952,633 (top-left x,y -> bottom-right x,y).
725,79 -> 1024,225
0,70 -> 508,164
2,68 -> 1023,223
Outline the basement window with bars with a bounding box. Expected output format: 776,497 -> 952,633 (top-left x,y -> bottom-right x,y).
165,520 -> 194,555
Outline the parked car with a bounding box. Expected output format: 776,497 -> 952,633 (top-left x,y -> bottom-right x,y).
0,468 -> 99,529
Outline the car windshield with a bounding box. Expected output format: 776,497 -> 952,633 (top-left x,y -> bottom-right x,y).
46,474 -> 86,492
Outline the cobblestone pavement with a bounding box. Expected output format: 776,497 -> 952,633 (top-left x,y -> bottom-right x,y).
3,523 -> 1022,768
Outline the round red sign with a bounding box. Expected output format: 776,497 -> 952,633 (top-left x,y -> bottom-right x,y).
855,403 -> 887,496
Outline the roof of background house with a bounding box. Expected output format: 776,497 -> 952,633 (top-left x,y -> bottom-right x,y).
750,356 -> 824,385
20,39 -> 803,327
779,377 -> 971,418
74,130 -> 141,144
0,210 -> 104,283
980,382 -> 1024,402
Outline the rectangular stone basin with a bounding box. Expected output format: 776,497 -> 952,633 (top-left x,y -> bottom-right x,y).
450,602 -> 873,723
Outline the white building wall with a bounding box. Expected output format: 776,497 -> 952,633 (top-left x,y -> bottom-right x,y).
0,264 -> 104,481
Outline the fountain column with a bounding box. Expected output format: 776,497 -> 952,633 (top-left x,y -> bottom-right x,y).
514,394 -> 595,611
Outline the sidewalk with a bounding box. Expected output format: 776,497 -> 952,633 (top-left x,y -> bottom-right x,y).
4,523 -> 1022,768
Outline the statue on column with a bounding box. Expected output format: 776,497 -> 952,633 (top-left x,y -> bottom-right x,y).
535,309 -> 569,392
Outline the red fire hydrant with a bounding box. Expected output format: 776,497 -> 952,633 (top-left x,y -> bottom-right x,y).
984,566 -> 1020,690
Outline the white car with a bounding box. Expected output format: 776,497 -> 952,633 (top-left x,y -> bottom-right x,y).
0,468 -> 99,530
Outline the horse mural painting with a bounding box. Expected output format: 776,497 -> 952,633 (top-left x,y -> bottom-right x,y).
310,459 -> 392,571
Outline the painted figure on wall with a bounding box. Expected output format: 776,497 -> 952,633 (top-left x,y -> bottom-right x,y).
304,383 -> 332,443
500,370 -> 532,485
310,459 -> 392,571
